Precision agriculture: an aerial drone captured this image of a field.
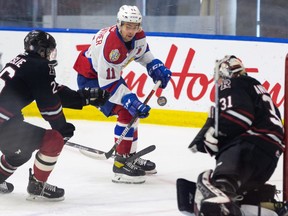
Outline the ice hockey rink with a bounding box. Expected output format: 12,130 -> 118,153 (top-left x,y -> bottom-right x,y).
0,117 -> 284,216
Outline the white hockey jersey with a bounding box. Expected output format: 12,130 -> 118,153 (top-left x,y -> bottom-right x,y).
75,25 -> 154,105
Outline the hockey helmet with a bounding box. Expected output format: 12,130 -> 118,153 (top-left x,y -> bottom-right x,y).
215,55 -> 246,79
24,30 -> 56,60
117,5 -> 142,28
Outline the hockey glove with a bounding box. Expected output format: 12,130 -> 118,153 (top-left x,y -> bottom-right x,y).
188,106 -> 215,153
59,122 -> 75,143
121,93 -> 151,118
203,127 -> 219,155
146,59 -> 171,89
78,87 -> 110,107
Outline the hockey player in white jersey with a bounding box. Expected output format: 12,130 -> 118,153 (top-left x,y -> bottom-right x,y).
73,5 -> 171,184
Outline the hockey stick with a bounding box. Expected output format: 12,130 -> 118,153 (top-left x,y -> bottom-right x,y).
214,60 -> 220,137
66,141 -> 156,162
67,80 -> 161,160
96,80 -> 162,160
65,141 -> 108,156
79,144 -> 155,162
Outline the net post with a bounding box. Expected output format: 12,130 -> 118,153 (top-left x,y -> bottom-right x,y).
283,54 -> 288,201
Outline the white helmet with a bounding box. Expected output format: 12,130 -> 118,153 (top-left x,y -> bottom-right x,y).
215,55 -> 246,79
117,5 -> 142,27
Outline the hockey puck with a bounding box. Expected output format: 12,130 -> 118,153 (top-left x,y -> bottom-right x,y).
157,96 -> 167,106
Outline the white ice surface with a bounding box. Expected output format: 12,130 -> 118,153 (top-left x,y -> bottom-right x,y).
0,117 -> 284,216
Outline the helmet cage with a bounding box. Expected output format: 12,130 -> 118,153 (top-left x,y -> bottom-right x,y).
215,55 -> 246,79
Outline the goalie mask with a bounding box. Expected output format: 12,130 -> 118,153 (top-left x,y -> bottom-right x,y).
117,5 -> 142,28
24,30 -> 57,60
215,55 -> 247,79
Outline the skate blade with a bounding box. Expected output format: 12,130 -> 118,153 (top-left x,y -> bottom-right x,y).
26,194 -> 65,202
145,169 -> 157,175
0,189 -> 13,194
112,174 -> 146,184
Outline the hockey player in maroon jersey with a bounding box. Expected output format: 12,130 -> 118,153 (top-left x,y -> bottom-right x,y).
186,55 -> 284,215
0,30 -> 109,201
73,5 -> 171,184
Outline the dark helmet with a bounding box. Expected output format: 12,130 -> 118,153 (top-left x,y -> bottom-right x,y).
24,30 -> 56,59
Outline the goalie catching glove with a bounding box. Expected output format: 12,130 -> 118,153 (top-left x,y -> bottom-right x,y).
78,87 -> 110,107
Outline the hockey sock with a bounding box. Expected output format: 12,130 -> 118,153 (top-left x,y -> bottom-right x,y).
115,122 -> 134,155
33,130 -> 64,182
0,155 -> 17,183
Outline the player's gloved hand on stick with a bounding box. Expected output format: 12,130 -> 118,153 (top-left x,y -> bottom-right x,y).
121,93 -> 151,118
59,122 -> 75,143
78,87 -> 110,107
204,126 -> 219,155
146,59 -> 171,89
188,106 -> 215,153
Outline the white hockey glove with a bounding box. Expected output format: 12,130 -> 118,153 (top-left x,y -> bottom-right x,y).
203,127 -> 219,155
188,106 -> 215,154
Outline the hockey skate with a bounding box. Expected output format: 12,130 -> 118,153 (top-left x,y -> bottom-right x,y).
26,168 -> 65,201
0,181 -> 14,193
112,155 -> 146,184
133,157 -> 157,175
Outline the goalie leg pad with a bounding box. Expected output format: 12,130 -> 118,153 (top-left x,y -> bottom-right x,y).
195,170 -> 242,216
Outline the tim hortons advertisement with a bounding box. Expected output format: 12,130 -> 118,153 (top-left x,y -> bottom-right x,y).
0,30 -> 287,117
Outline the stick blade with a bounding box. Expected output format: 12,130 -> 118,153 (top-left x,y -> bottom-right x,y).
126,145 -> 156,162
